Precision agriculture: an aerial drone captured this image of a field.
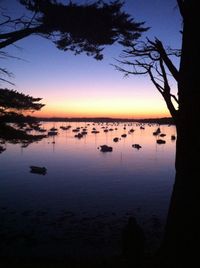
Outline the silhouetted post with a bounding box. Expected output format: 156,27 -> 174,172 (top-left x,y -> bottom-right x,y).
121,217 -> 145,266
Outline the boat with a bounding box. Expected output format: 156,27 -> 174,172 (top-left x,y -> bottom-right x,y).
0,145 -> 6,153
132,144 -> 142,150
30,166 -> 47,175
153,127 -> 161,136
156,139 -> 166,144
50,127 -> 57,131
48,130 -> 58,136
99,145 -> 113,152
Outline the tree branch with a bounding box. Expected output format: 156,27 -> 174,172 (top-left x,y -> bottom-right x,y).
0,77 -> 15,85
159,59 -> 170,93
113,63 -> 148,76
148,67 -> 164,94
0,26 -> 42,49
170,94 -> 179,104
152,39 -> 179,81
177,0 -> 185,18
158,59 -> 178,118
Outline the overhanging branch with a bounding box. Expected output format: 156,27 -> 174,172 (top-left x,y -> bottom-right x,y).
151,39 -> 179,81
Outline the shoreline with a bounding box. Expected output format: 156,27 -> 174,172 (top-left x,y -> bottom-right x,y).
0,207 -> 163,263
37,117 -> 174,125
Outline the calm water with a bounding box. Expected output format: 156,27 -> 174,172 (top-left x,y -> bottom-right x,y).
0,122 -> 176,257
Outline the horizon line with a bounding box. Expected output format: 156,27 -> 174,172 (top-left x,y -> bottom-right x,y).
34,116 -> 173,123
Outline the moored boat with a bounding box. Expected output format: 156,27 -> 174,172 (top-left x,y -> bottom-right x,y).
30,166 -> 47,175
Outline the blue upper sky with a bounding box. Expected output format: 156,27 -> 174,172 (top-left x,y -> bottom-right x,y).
1,0 -> 181,118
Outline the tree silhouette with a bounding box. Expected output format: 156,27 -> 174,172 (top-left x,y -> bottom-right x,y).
115,0 -> 199,266
115,39 -> 179,119
0,88 -> 44,113
0,0 -> 147,147
0,0 -> 147,59
0,88 -> 45,149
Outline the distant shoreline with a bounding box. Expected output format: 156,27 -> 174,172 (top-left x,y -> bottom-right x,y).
37,117 -> 174,125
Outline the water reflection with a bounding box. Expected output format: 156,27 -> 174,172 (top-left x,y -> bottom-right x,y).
0,122 -> 176,257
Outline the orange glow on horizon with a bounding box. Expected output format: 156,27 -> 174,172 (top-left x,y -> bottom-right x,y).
33,104 -> 170,119
30,92 -> 171,119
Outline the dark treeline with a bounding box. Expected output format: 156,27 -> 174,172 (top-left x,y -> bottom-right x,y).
38,116 -> 174,124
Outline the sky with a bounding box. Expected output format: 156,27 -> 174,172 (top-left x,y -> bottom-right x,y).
1,0 -> 182,119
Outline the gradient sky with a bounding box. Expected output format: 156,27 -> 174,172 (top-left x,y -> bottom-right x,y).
1,0 -> 181,118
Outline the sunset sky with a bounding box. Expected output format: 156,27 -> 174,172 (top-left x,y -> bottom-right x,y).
2,0 -> 181,119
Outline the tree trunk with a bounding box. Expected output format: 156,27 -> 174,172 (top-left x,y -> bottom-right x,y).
156,1 -> 200,267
